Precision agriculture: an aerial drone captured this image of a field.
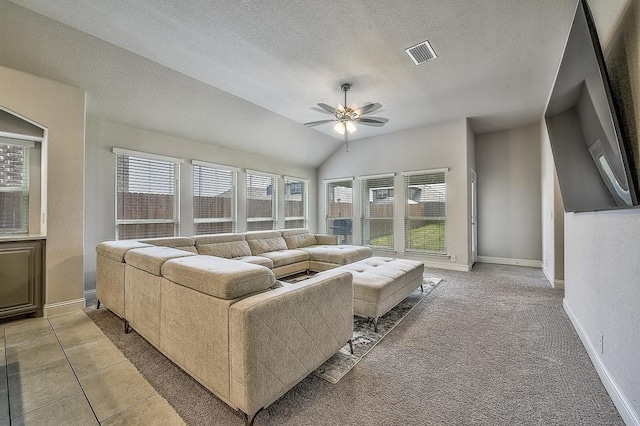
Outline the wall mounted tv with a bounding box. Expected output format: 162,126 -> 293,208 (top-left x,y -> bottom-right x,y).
545,0 -> 639,212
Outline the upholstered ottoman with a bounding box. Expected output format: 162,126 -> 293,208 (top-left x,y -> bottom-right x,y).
333,257 -> 424,331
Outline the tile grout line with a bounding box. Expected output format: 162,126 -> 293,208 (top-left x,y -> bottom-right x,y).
98,394 -> 159,424
48,318 -> 101,425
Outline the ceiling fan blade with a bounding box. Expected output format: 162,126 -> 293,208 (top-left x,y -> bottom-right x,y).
317,103 -> 339,115
354,117 -> 389,127
304,119 -> 337,127
353,102 -> 382,116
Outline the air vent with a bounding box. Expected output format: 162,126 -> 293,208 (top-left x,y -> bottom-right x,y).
405,40 -> 437,65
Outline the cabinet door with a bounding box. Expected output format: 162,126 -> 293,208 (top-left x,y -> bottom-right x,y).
0,241 -> 43,319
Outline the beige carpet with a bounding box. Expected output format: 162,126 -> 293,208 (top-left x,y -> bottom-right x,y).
86,264 -> 623,425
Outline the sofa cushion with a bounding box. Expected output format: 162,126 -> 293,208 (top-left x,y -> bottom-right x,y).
161,255 -> 275,299
139,236 -> 195,248
301,245 -> 373,265
235,256 -> 274,269
125,246 -> 198,276
96,240 -> 153,262
198,241 -> 252,259
257,249 -> 309,268
192,233 -> 244,245
282,230 -> 317,249
244,231 -> 288,255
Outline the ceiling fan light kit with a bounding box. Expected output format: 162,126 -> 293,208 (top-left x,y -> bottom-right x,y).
304,83 -> 389,151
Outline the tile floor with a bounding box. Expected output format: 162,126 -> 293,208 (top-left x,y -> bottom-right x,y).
0,311 -> 184,425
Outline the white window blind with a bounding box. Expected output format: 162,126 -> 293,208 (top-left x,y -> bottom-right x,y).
0,142 -> 30,233
193,164 -> 237,234
326,179 -> 353,244
404,171 -> 447,253
246,172 -> 277,231
284,178 -> 307,229
115,153 -> 180,240
361,175 -> 394,249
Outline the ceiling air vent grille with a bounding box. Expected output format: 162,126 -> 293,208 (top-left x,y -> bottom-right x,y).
405,40 -> 437,65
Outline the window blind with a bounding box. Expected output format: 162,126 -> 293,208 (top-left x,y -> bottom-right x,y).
0,142 -> 29,233
361,175 -> 394,249
284,178 -> 307,229
326,179 -> 353,244
404,171 -> 446,253
193,165 -> 237,234
115,153 -> 179,239
246,172 -> 277,231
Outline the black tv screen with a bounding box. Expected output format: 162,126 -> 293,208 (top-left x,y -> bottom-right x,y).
545,0 -> 638,212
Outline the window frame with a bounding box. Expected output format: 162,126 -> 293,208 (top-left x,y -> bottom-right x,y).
325,177 -> 354,244
284,176 -> 308,229
403,168 -> 448,254
192,160 -> 238,235
246,170 -> 278,231
113,148 -> 183,240
360,173 -> 395,250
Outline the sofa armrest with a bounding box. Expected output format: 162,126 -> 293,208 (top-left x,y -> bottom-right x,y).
314,234 -> 339,245
229,270 -> 353,417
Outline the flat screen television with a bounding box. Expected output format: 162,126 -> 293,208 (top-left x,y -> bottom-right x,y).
545,0 -> 639,212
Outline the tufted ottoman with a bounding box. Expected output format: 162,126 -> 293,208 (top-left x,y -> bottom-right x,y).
333,257 -> 425,331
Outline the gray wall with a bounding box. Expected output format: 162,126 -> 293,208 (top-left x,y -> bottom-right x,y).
318,118 -> 472,271
475,123 -> 542,263
84,119 -> 317,291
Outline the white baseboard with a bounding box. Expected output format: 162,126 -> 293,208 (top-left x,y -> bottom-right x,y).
542,265 -> 564,289
477,256 -> 542,268
44,298 -> 86,317
564,300 -> 640,426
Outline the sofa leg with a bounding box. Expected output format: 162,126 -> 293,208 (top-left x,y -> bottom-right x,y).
373,317 -> 379,333
124,320 -> 131,334
349,339 -> 354,355
242,409 -> 261,426
96,299 -> 101,310
420,282 -> 424,292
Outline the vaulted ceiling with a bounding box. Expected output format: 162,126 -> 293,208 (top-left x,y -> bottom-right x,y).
4,0 -> 580,166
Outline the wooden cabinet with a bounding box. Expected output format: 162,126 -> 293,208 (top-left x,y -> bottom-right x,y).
0,239 -> 44,320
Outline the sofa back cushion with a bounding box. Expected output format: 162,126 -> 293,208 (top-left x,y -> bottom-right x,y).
244,231 -> 287,255
139,236 -> 197,253
198,241 -> 252,259
281,229 -> 317,249
193,233 -> 252,258
124,246 -> 198,276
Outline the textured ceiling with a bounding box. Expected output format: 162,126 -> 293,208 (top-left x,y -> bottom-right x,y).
6,0 -> 578,164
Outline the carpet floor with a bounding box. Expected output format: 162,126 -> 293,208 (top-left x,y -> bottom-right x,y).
87,263 -> 623,425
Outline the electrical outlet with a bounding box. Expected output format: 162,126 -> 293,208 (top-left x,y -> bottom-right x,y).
599,332 -> 604,354
450,255 -> 456,262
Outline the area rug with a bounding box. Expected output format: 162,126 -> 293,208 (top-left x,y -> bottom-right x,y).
312,275 -> 442,383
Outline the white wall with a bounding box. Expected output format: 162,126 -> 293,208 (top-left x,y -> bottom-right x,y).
475,123 -> 542,265
559,1 -> 640,423
84,119 -> 317,290
317,118 -> 471,271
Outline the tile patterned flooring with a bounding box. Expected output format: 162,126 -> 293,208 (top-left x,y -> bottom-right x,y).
1,311 -> 184,425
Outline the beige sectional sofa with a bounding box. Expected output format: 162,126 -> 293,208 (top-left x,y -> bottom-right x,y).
95,229 -> 370,424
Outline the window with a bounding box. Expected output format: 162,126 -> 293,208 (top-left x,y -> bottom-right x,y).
115,149 -> 180,240
193,162 -> 237,234
284,177 -> 307,229
0,141 -> 31,233
361,174 -> 394,249
246,171 -> 277,231
326,179 -> 353,244
404,170 -> 447,253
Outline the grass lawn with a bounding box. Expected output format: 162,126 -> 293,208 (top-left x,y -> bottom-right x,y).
370,221 -> 445,252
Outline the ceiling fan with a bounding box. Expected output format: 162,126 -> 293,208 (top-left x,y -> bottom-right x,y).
304,83 -> 389,151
